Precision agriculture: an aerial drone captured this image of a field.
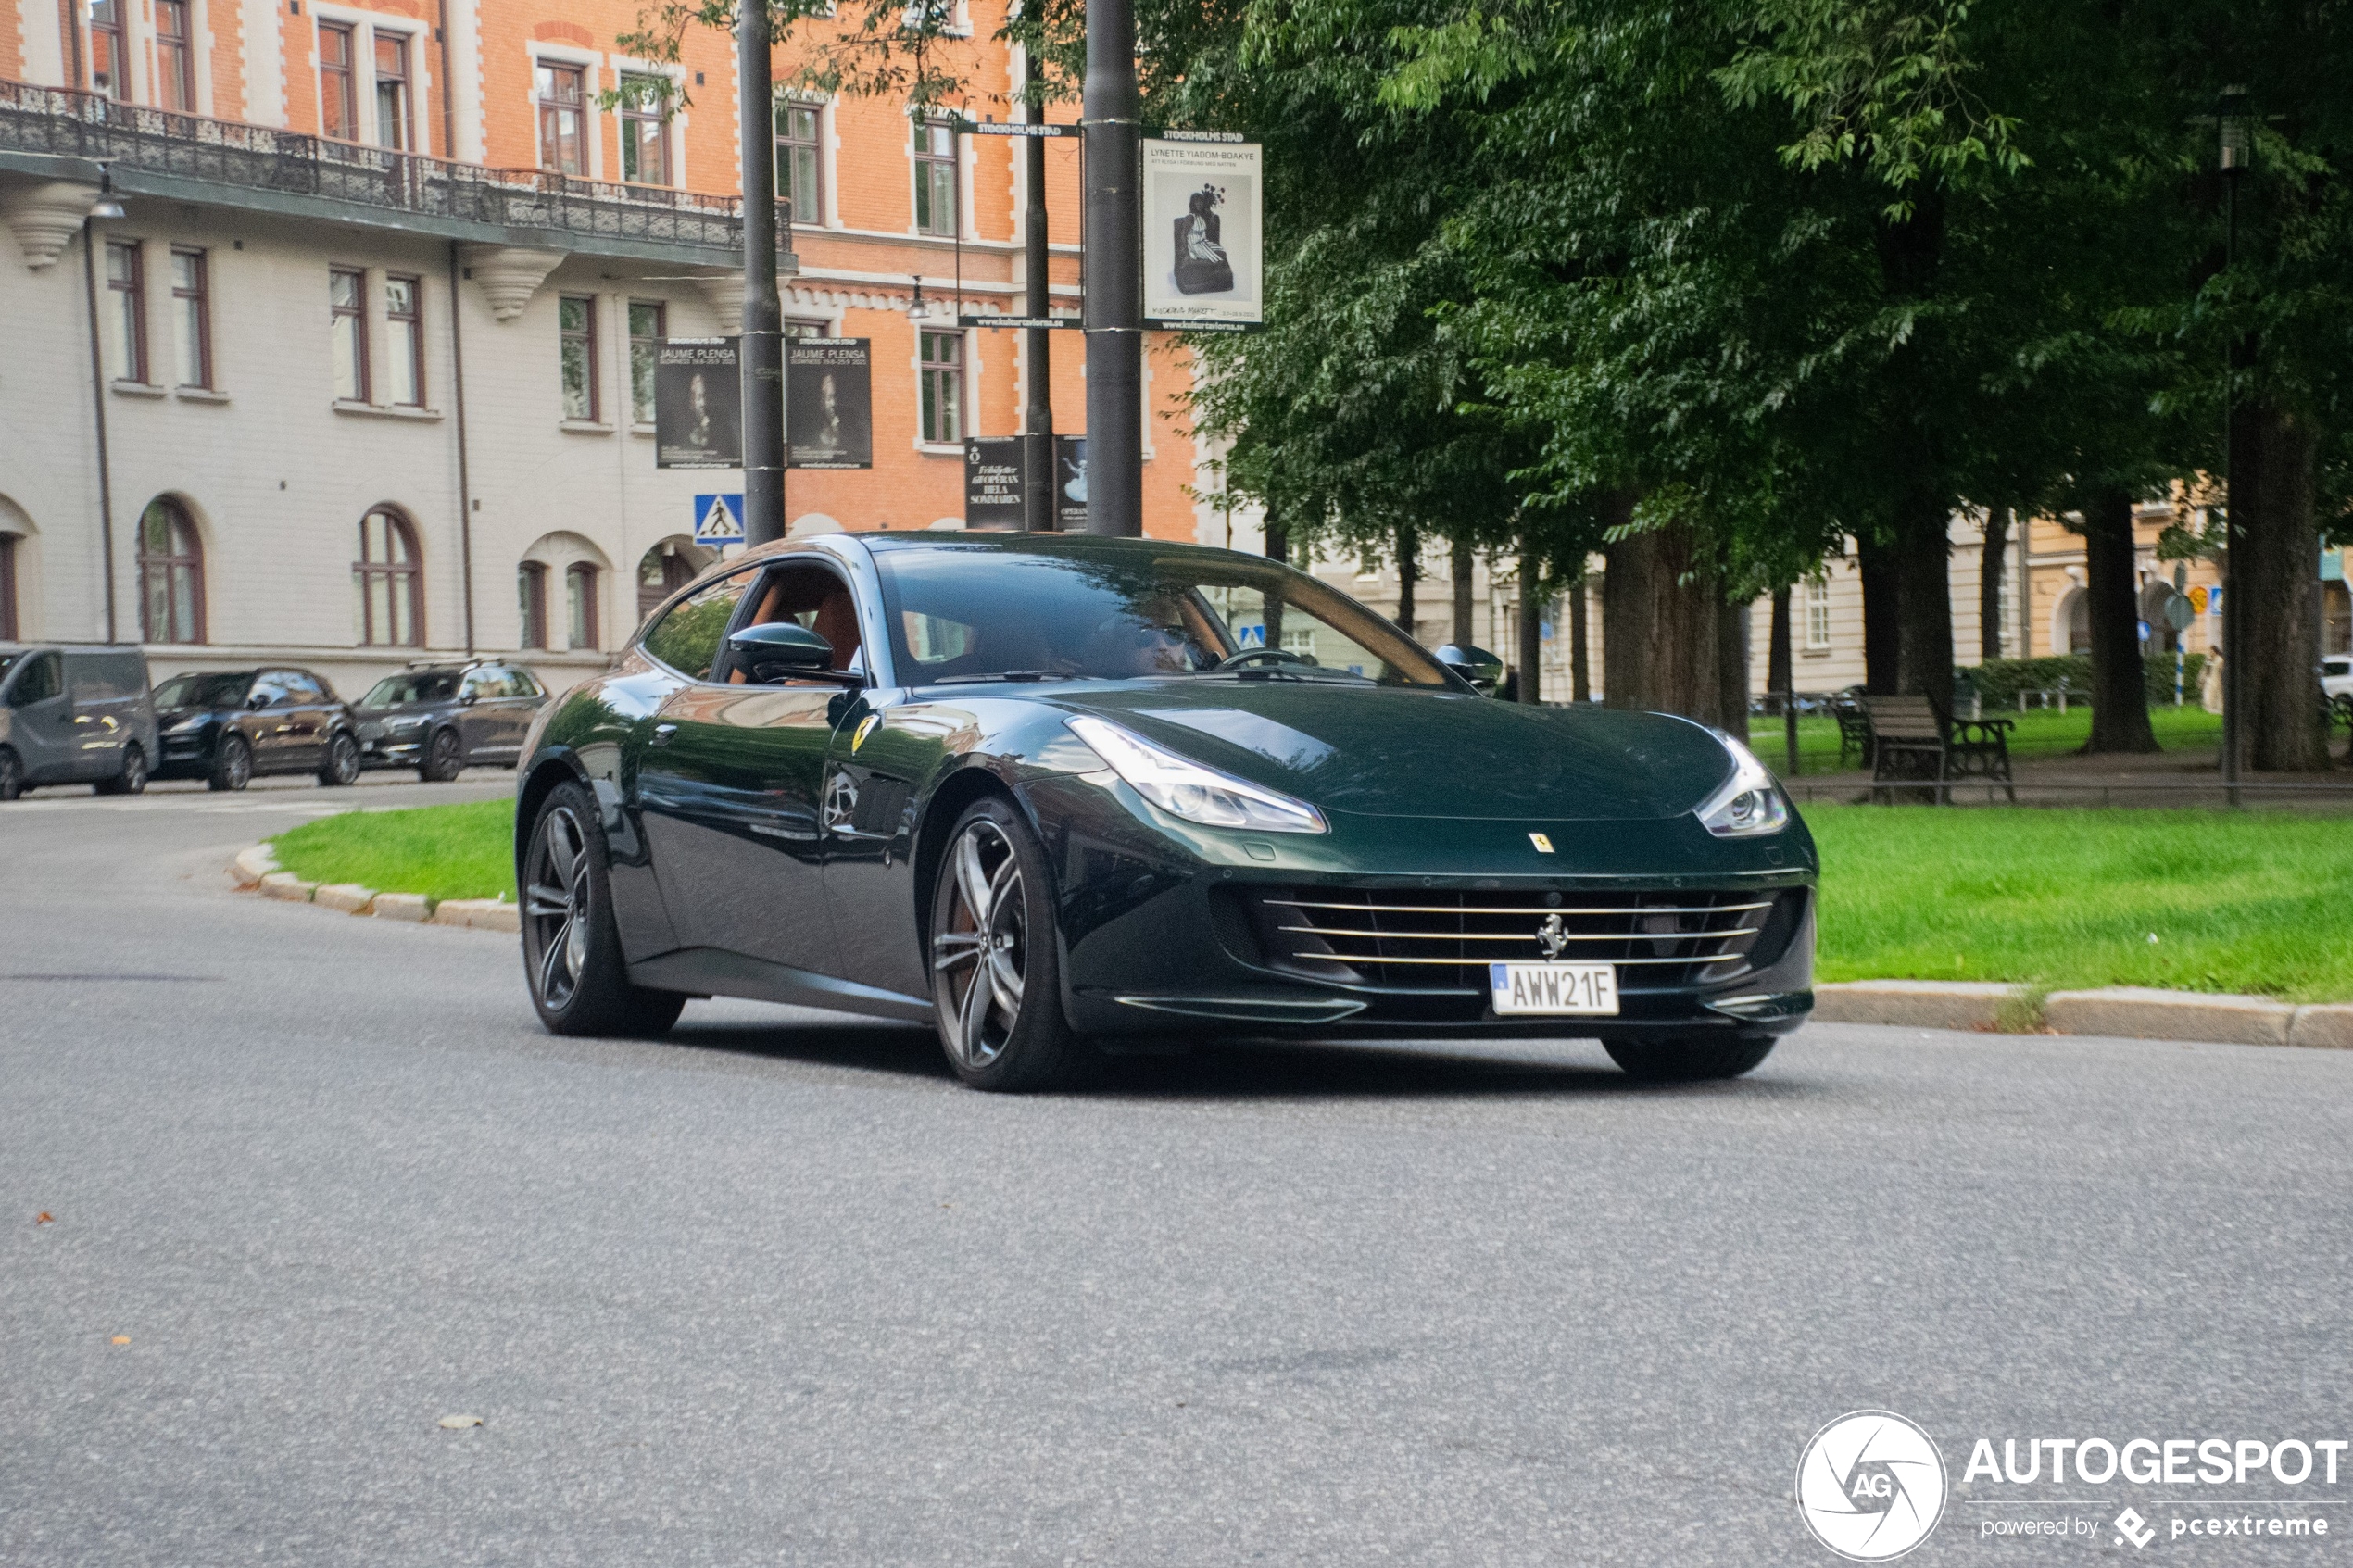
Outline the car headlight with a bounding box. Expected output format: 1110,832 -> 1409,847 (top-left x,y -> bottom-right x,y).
1066,716 -> 1327,834
1695,733 -> 1789,837
166,715 -> 209,734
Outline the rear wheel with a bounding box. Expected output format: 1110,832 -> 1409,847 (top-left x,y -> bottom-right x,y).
95,743 -> 147,796
318,732 -> 360,786
522,781 -> 686,1037
420,728 -> 464,783
0,747 -> 21,801
208,734 -> 251,792
1604,1035 -> 1777,1083
927,797 -> 1096,1092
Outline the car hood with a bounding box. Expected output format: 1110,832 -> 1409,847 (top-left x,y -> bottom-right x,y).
1051,682 -> 1736,821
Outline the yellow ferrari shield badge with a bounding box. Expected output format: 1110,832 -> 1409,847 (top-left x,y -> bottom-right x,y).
1528,832 -> 1554,853
851,715 -> 880,753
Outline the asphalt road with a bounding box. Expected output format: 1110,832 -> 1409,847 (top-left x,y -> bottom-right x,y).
3,779 -> 2349,1565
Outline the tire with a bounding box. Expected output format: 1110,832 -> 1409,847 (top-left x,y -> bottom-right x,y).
0,747 -> 21,802
318,731 -> 361,787
927,796 -> 1097,1091
522,781 -> 686,1037
208,734 -> 252,792
1604,1035 -> 1778,1084
95,743 -> 147,796
420,727 -> 464,783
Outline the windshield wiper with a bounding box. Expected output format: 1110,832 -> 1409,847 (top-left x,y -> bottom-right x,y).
932,670 -> 1078,684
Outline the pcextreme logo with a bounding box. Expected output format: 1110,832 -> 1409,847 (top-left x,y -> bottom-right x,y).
1797,1410 -> 1950,1561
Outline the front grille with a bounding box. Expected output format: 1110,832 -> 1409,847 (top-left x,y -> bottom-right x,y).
1246,886 -> 1782,994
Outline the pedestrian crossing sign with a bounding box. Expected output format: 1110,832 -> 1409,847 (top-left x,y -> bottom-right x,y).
693,494 -> 745,545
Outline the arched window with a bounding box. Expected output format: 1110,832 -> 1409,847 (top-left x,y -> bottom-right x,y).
636,537 -> 711,621
566,562 -> 600,649
136,497 -> 204,644
518,561 -> 548,649
354,507 -> 422,646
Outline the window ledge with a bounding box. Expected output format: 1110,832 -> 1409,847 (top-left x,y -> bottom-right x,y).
629,424 -> 656,438
1800,646 -> 1833,658
560,418 -> 614,434
110,380 -> 166,398
174,386 -> 231,405
913,441 -> 962,457
333,399 -> 443,421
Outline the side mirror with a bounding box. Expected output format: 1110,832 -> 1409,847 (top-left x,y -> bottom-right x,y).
1434,643 -> 1505,696
728,621 -> 835,684
456,690 -> 479,707
246,691 -> 272,711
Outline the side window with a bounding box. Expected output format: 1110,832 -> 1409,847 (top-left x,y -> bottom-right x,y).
641,569 -> 755,681
508,668 -> 545,698
282,672 -> 326,702
8,652 -> 60,706
247,674 -> 290,709
460,669 -> 497,700
739,563 -> 864,678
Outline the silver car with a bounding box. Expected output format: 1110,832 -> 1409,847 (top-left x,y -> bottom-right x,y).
0,645 -> 158,800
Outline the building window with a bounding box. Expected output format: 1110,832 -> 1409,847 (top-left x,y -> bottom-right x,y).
136,497 -> 204,645
330,267 -> 368,401
0,533 -> 18,642
386,274 -> 424,406
566,563 -> 599,649
88,0 -> 126,98
627,300 -> 663,425
374,31 -> 413,150
620,76 -> 669,184
785,318 -> 831,339
354,508 -> 422,646
1804,577 -> 1831,650
155,0 -> 195,111
170,248 -> 210,389
320,22 -> 358,141
106,241 -> 146,383
560,295 -> 598,420
774,100 -> 821,223
912,118 -> 956,236
518,562 -> 548,649
535,62 -> 586,176
637,539 -> 703,621
918,329 -> 963,444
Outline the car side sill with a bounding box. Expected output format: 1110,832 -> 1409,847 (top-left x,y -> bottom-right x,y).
629,947 -> 936,1024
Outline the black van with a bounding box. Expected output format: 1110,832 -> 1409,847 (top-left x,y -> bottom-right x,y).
0,645 -> 159,800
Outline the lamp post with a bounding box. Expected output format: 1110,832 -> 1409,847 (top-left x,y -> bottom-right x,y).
2219,85 -> 2246,806
1081,0 -> 1142,536
1023,79 -> 1054,533
738,0 -> 786,547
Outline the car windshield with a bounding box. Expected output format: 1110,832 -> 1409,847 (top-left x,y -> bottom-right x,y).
153,671 -> 254,709
871,543 -> 1451,687
359,671 -> 460,708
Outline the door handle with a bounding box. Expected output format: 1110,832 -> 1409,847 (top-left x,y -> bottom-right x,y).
649,722 -> 679,748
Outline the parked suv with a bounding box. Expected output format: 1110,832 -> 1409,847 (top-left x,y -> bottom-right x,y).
354,660 -> 547,780
0,644 -> 158,800
152,667 -> 362,790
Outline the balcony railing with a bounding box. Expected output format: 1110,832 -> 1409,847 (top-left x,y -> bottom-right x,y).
0,78 -> 750,257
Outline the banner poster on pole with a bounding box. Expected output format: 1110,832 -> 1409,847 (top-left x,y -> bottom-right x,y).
654,338 -> 743,470
1141,137 -> 1263,331
786,338 -> 874,469
1054,435 -> 1088,532
964,438 -> 1026,531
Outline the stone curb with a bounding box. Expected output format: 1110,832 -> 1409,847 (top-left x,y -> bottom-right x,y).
231,845 -> 279,889
2044,986 -> 2293,1047
1817,981 -> 2351,1049
432,897 -> 520,933
313,883 -> 377,916
372,892 -> 435,922
1810,981 -> 2014,1033
258,872 -> 317,903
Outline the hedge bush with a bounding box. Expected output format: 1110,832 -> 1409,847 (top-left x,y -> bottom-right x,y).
1959,653 -> 2205,709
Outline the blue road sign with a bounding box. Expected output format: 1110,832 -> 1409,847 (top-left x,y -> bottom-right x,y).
693,494 -> 745,545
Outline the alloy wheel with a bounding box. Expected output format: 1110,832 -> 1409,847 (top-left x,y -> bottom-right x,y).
121,746 -> 146,795
220,736 -> 251,790
325,734 -> 360,785
930,819 -> 1027,1071
0,749 -> 20,801
525,805 -> 594,1011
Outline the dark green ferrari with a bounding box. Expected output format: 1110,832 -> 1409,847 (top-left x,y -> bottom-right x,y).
511,533 -> 1816,1090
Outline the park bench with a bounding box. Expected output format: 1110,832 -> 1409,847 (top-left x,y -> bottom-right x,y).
1831,694 -> 1874,771
1858,693 -> 2016,805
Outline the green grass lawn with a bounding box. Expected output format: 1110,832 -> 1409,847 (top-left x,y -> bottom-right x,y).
1761,703 -> 2221,773
271,799 -> 515,904
270,793 -> 2353,1001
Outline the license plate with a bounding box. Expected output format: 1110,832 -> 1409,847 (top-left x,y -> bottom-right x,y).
1490,961 -> 1619,1017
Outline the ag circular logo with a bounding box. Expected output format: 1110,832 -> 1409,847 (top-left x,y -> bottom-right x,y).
1795,1410 -> 1947,1561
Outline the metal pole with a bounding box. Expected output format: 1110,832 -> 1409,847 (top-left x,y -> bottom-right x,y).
446,242 -> 476,655
1081,0 -> 1141,536
738,0 -> 785,547
79,215 -> 119,645
1022,83 -> 1053,533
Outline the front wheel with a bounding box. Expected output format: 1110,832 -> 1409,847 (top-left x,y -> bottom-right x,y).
318,732 -> 360,786
208,734 -> 252,792
1604,1035 -> 1778,1083
927,797 -> 1096,1091
95,743 -> 147,796
522,782 -> 686,1037
420,728 -> 464,783
0,747 -> 22,801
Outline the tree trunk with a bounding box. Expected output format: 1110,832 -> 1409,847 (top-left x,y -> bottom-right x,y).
2082,488 -> 2158,753
1569,574 -> 1591,702
1516,546 -> 1542,705
1452,536 -> 1475,648
2233,402 -> 2327,771
1768,586 -> 1793,704
1264,516 -> 1287,650
1980,506 -> 2010,663
1394,525 -> 1416,634
1718,598 -> 1750,742
1602,517 -> 1738,728
1895,492 -> 1955,702
1857,533 -> 1901,696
